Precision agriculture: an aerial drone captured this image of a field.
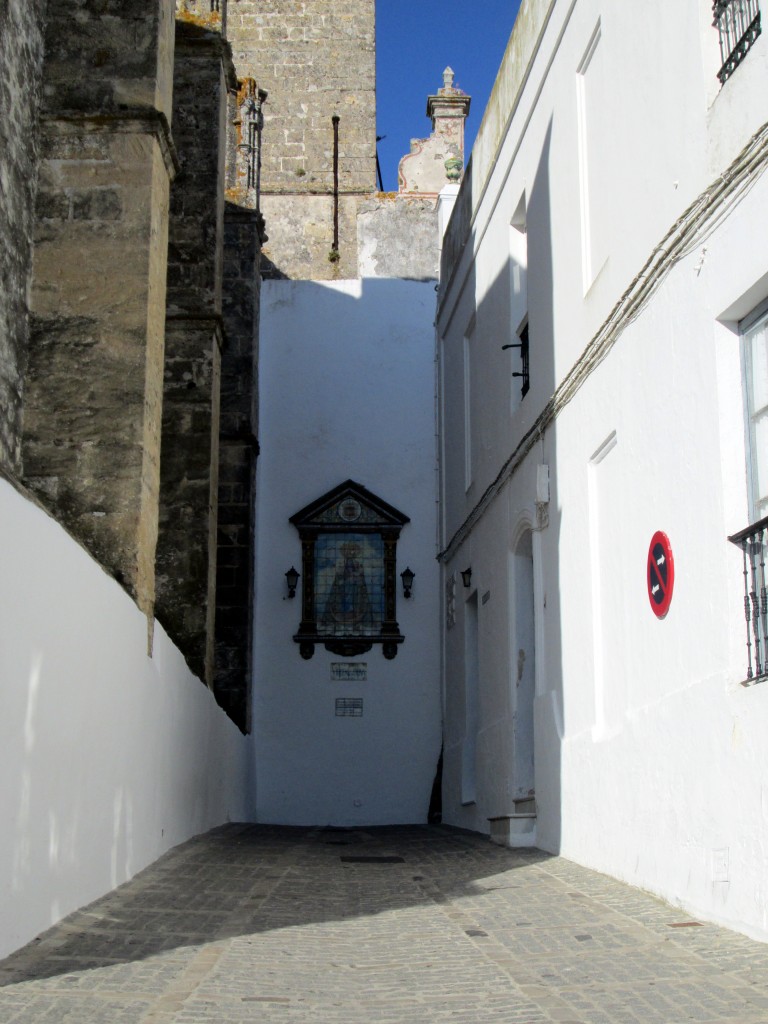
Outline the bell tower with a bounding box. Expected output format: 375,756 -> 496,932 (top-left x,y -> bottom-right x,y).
227,0 -> 377,279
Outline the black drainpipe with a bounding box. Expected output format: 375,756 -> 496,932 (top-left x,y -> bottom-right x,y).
332,115 -> 340,254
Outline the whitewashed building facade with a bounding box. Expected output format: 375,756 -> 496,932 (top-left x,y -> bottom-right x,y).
437,0 -> 768,940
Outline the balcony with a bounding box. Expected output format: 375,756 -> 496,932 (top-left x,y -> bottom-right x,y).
713,0 -> 762,84
728,514 -> 768,682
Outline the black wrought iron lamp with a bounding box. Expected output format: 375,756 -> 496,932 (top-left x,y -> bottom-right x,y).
400,566 -> 415,599
285,566 -> 300,599
460,567 -> 472,588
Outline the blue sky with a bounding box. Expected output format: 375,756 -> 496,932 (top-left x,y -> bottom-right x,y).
375,1 -> 523,190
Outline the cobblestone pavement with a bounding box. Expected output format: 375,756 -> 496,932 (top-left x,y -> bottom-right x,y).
1,825 -> 767,1024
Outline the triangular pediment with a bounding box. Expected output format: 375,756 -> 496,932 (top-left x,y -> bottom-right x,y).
290,480 -> 409,530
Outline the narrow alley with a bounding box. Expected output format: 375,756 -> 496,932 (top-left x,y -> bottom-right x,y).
0,826 -> 765,1023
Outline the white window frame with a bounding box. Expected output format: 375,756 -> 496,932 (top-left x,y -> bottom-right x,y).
741,297 -> 768,523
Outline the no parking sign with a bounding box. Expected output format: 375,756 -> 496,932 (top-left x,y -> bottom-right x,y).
647,531 -> 674,618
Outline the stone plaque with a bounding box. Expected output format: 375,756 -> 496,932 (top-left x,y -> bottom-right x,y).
331,662 -> 368,681
335,698 -> 363,717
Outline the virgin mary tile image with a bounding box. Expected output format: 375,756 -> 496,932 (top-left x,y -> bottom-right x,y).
315,533 -> 385,637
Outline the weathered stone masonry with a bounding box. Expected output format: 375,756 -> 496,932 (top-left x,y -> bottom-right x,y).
156,15 -> 236,684
21,0 -> 178,616
227,0 -> 376,279
216,204 -> 261,732
2,0 -> 262,731
0,0 -> 47,477
163,1 -> 265,722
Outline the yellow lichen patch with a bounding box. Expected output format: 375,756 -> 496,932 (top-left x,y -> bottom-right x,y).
225,187 -> 252,206
237,78 -> 258,107
175,6 -> 222,32
232,79 -> 258,148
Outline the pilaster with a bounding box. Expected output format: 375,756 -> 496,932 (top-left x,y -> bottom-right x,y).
155,12 -> 234,680
21,0 -> 177,615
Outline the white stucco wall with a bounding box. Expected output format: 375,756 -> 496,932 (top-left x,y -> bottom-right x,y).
548,197 -> 768,937
0,478 -> 251,959
252,278 -> 441,826
437,0 -> 768,940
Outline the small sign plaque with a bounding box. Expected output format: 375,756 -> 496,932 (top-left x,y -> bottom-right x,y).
335,698 -> 363,717
331,662 -> 367,682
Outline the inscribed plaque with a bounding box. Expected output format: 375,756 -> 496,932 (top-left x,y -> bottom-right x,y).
331,662 -> 368,681
335,698 -> 363,717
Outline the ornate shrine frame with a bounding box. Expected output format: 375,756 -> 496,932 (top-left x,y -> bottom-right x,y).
289,480 -> 409,660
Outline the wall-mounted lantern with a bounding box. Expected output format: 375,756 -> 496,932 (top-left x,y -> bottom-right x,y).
400,566 -> 415,599
285,566 -> 300,599
460,567 -> 472,588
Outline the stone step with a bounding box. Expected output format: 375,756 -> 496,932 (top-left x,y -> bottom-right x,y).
488,813 -> 537,849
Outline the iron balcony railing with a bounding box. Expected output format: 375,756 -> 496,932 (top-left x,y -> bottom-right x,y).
713,0 -> 762,83
728,514 -> 768,682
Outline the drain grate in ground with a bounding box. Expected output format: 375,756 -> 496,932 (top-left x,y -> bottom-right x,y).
340,856 -> 405,864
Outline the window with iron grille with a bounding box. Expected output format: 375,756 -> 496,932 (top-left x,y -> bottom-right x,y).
713,0 -> 762,84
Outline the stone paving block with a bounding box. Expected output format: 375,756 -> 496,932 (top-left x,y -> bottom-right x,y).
0,993 -> 152,1023
0,825 -> 767,1023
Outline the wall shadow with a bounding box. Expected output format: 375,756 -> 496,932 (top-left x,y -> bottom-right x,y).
0,824 -> 557,986
438,118 -> 564,852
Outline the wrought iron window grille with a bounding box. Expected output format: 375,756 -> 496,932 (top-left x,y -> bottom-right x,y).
713,0 -> 762,84
728,514 -> 768,683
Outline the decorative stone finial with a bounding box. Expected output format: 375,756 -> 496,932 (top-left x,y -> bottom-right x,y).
444,156 -> 463,182
398,69 -> 471,194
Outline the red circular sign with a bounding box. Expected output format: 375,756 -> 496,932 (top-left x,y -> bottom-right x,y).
647,531 -> 674,618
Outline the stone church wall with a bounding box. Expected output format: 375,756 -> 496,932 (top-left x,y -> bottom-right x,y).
0,0 -> 47,477
23,128 -> 172,617
9,0 -> 263,712
39,0 -> 176,120
21,0 -> 178,617
227,0 -> 376,278
156,19 -> 233,684
357,196 -> 440,280
215,204 -> 262,732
